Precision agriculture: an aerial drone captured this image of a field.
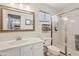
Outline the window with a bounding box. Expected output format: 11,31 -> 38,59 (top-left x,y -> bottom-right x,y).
39,11 -> 50,22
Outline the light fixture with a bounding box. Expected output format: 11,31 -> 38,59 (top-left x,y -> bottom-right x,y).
62,17 -> 69,21
10,3 -> 15,6
26,3 -> 31,11
19,3 -> 23,8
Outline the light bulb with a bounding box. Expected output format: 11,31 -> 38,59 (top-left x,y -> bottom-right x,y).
20,3 -> 23,8
11,3 -> 14,6
26,4 -> 31,11
26,6 -> 30,10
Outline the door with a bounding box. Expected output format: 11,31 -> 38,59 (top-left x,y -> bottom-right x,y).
33,43 -> 44,56
21,45 -> 32,56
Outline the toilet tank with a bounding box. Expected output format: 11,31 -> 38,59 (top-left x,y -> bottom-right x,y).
43,38 -> 51,46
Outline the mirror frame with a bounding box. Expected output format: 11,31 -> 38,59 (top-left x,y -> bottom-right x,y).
0,5 -> 35,32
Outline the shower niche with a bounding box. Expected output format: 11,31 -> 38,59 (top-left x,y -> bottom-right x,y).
75,35 -> 79,50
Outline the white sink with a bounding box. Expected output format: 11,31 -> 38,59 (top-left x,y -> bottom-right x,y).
8,40 -> 28,45
0,40 -> 28,50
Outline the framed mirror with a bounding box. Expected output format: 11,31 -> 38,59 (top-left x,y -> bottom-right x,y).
0,5 -> 35,32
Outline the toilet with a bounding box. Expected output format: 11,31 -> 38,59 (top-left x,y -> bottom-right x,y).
47,45 -> 60,56
43,38 -> 60,56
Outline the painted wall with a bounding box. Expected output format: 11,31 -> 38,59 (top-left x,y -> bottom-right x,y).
0,3 -> 57,41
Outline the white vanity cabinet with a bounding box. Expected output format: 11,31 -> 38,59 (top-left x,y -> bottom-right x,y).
21,42 -> 43,56
0,48 -> 20,56
0,38 -> 44,56
0,42 -> 43,56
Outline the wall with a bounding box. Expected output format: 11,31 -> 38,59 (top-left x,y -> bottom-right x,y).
0,3 -> 57,41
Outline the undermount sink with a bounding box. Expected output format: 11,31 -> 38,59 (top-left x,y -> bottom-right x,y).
8,40 -> 28,45
0,39 -> 28,50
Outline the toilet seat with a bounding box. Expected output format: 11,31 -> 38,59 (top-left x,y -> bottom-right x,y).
42,38 -> 60,56
47,46 -> 60,56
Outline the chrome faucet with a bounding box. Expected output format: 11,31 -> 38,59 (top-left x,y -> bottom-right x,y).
16,36 -> 22,41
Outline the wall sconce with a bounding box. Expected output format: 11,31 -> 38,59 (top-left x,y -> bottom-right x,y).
20,3 -> 23,8
10,3 -> 31,11
26,3 -> 31,11
19,3 -> 31,11
10,3 -> 15,6
10,3 -> 20,8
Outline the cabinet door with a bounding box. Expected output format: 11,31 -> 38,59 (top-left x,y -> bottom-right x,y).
0,48 -> 19,56
33,43 -> 44,56
21,45 -> 32,56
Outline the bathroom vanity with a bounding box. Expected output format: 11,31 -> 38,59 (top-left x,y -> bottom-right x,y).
0,37 -> 44,56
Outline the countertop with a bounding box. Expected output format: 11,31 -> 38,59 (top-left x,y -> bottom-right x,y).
0,37 -> 44,51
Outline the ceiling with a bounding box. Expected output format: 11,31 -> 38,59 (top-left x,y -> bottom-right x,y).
47,3 -> 79,12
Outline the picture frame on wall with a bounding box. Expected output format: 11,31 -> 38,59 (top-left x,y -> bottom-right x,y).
25,19 -> 32,25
